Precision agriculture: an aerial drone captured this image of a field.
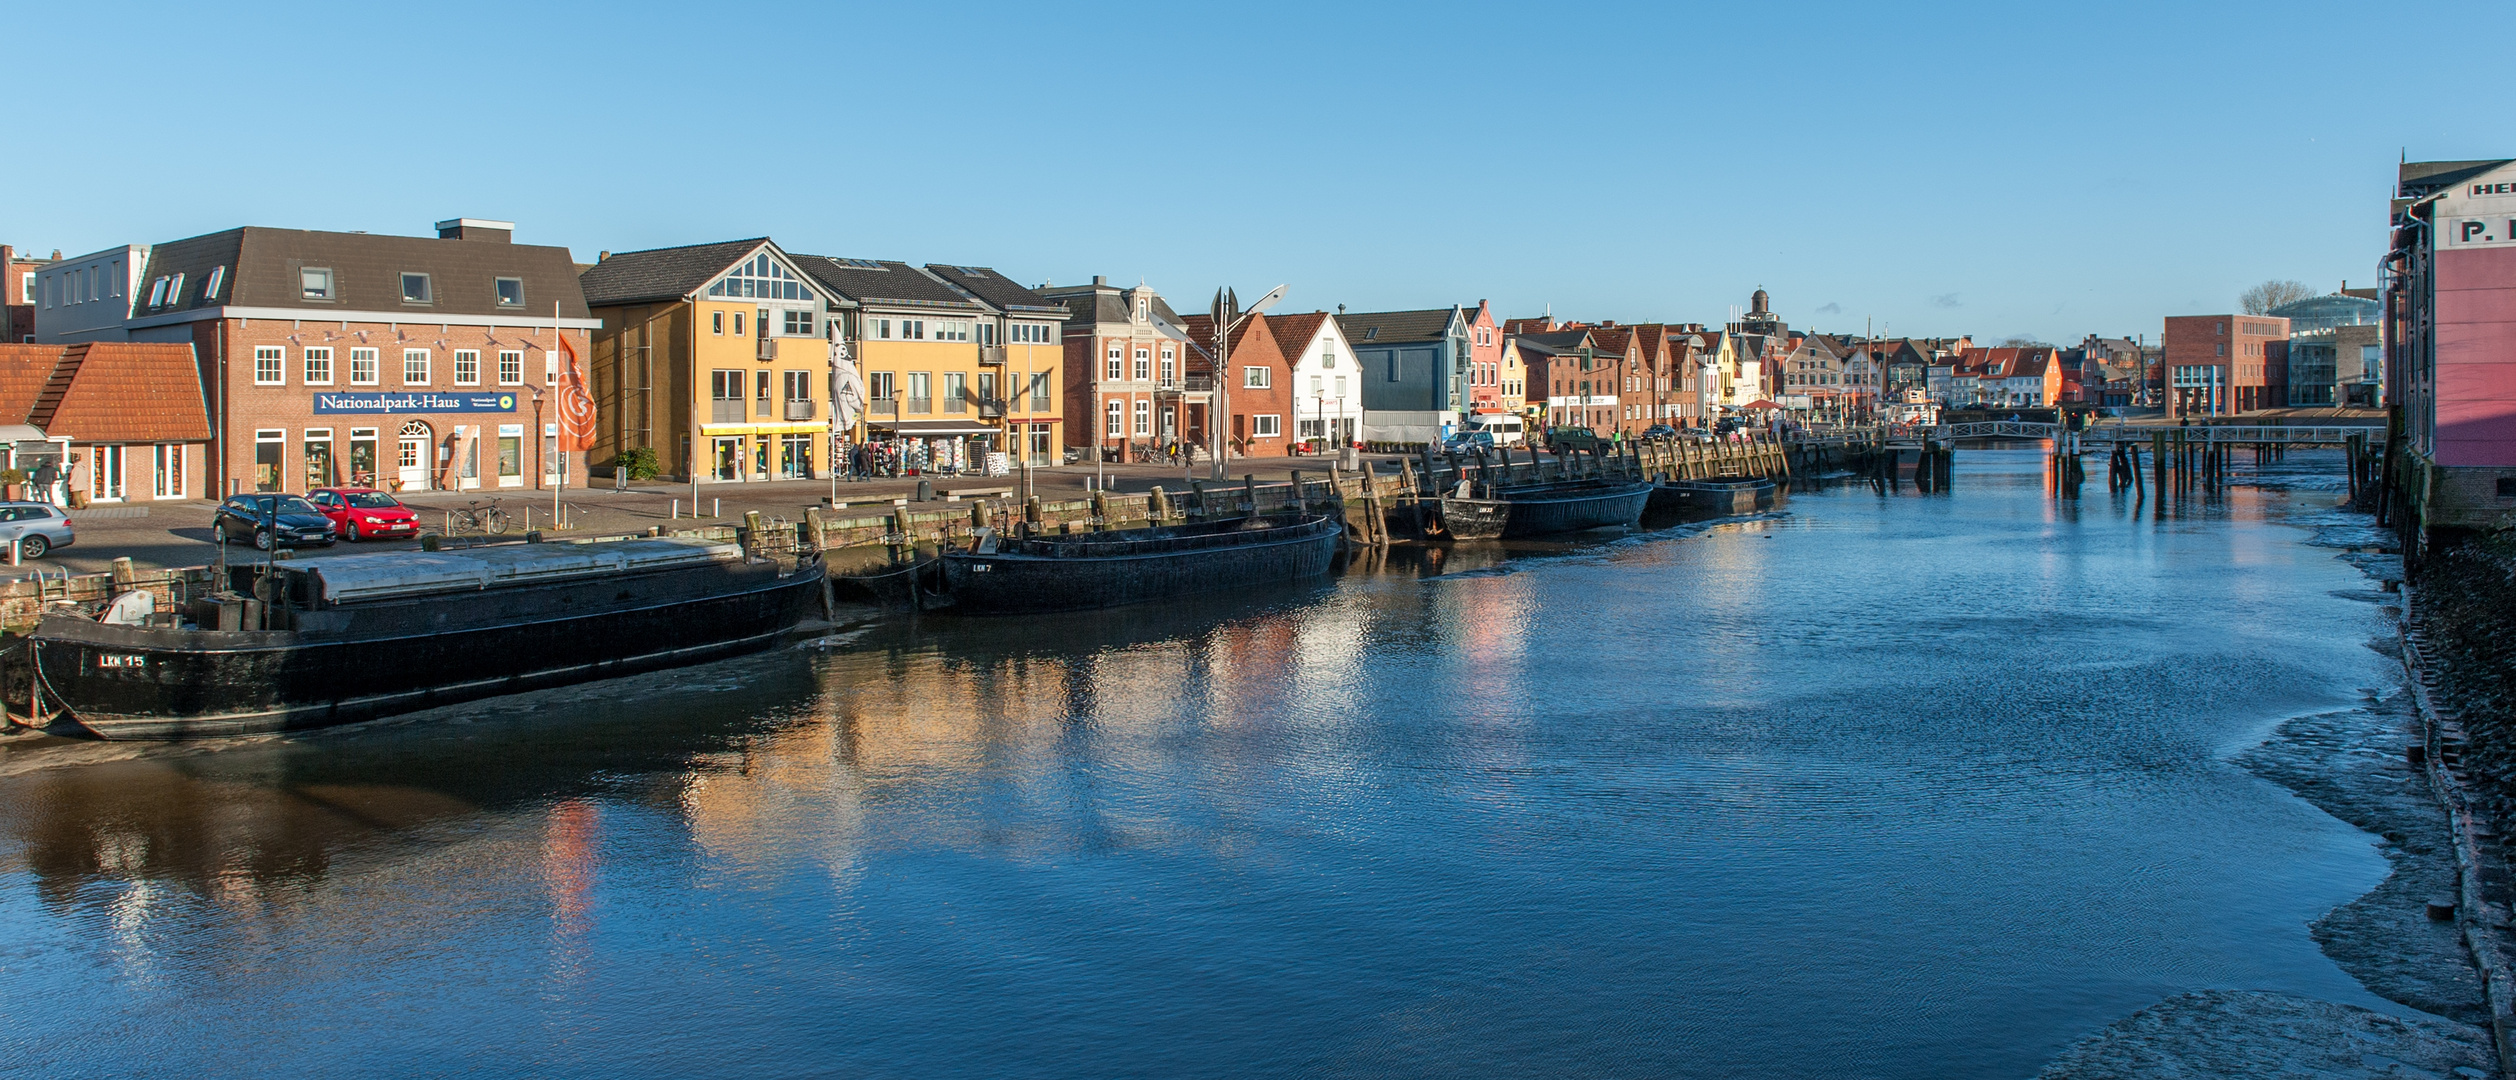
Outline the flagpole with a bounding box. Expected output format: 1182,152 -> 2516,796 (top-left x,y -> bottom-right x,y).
553,300 -> 563,530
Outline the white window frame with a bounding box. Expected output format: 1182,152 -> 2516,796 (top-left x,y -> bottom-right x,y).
302,347 -> 334,385
254,346 -> 285,386
1105,345 -> 1122,380
1132,348 -> 1150,381
497,350 -> 524,386
403,349 -> 430,385
1243,365 -> 1270,389
1252,414 -> 1282,437
1105,400 -> 1123,436
1132,400 -> 1150,436
349,347 -> 379,385
453,349 -> 481,387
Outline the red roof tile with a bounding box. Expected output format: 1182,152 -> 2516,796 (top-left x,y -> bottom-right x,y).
32,343 -> 212,443
0,345 -> 65,427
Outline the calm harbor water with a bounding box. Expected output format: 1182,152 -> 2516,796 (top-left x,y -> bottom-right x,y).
0,451 -> 2407,1078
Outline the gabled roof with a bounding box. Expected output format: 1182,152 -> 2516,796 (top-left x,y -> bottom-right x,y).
1588,327 -> 1634,355
790,256 -> 981,310
0,343 -> 210,442
578,238 -> 769,307
1264,311 -> 1333,366
1032,283 -> 1187,329
1336,307 -> 1459,346
1179,313 -> 1269,367
1511,330 -> 1592,356
923,264 -> 1070,317
130,226 -> 590,320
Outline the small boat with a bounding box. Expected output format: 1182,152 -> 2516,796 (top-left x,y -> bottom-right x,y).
1646,475 -> 1778,516
26,537 -> 826,740
937,513 -> 1341,614
1434,478 -> 1651,540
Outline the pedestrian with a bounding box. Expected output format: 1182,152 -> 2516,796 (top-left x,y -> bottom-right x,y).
29,459 -> 58,505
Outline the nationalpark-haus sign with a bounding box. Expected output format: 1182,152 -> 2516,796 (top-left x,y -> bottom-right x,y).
313,392 -> 519,414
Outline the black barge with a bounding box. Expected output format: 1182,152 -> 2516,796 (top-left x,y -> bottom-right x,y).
28,538 -> 825,740
1432,478 -> 1651,540
1645,475 -> 1778,517
937,513 -> 1341,614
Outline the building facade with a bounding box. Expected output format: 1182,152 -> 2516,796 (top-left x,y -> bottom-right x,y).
1266,312 -> 1363,450
1038,277 -> 1198,461
1337,305 -> 1476,444
0,342 -> 213,503
2388,157 -> 2516,529
2163,315 -> 2288,417
90,219 -> 596,498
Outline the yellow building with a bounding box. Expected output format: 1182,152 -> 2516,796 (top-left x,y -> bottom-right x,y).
1499,336 -> 1527,417
580,238 -> 855,482
796,258 -> 1067,468
579,241 -> 1066,482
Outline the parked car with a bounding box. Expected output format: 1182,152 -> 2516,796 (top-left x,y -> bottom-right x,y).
1545,426 -> 1602,452
308,487 -> 423,542
1641,424 -> 1678,441
215,494 -> 339,550
1441,430 -> 1496,454
0,502 -> 74,559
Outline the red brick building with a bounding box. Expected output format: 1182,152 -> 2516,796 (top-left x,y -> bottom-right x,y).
2,245 -> 50,344
2163,314 -> 2289,417
115,219 -> 594,496
1182,311 -> 1291,457
1039,277 -> 1200,459
0,342 -> 213,502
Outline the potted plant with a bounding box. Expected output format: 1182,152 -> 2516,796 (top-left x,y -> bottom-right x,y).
0,469 -> 25,501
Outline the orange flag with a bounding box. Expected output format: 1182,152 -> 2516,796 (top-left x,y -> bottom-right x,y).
556,334 -> 598,452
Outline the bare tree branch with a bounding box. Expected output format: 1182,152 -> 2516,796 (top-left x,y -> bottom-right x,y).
2240,280 -> 2317,315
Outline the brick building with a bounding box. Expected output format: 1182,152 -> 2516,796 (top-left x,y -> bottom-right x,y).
0,342 -> 213,503
111,219 -> 595,496
1039,277 -> 1200,460
1181,311 -> 1290,457
3,245 -> 52,344
2163,315 -> 2288,417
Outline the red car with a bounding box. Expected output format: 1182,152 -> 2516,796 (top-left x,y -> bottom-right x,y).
307,487 -> 423,542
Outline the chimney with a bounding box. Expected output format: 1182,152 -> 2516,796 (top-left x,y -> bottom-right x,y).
598,251 -> 610,262
435,218 -> 515,243
1093,275 -> 1107,287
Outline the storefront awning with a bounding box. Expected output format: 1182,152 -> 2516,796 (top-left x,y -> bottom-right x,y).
868,420 -> 998,436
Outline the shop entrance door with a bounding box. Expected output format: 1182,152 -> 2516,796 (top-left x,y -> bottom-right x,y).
713,437 -> 743,482
396,421 -> 432,491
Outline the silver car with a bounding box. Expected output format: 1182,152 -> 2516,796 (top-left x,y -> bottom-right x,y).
0,501 -> 74,559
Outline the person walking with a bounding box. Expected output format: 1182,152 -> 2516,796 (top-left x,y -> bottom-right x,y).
30,458 -> 59,506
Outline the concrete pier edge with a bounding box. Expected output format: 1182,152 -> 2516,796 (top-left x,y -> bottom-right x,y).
2401,580 -> 2516,1078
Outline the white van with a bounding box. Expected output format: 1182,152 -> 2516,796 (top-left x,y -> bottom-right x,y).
1462,414 -> 1525,446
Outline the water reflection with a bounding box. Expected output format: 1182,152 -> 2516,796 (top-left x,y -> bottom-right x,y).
0,450 -> 2403,1080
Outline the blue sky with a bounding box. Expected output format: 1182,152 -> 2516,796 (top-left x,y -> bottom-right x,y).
8,1 -> 2511,343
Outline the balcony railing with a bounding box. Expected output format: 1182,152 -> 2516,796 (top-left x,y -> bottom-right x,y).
757,335 -> 778,360
978,345 -> 1006,366
905,396 -> 933,414
868,396 -> 900,417
944,393 -> 967,414
710,398 -> 745,424
978,397 -> 1006,419
784,399 -> 816,421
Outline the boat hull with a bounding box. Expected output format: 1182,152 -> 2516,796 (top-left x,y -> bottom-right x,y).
940,517 -> 1339,614
1646,477 -> 1777,517
1439,481 -> 1651,540
32,560 -> 825,740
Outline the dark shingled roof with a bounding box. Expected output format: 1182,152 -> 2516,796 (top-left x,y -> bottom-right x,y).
135,226 -> 591,318
1335,307 -> 1458,346
923,265 -> 1070,317
790,256 -> 980,310
579,238 -> 768,307
1033,283 -> 1186,329
1511,330 -> 1591,356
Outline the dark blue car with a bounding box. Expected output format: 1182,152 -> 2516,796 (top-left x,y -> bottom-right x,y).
215,494 -> 339,550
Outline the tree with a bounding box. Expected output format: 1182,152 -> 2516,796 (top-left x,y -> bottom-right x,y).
1997,336 -> 2049,348
2240,279 -> 2316,315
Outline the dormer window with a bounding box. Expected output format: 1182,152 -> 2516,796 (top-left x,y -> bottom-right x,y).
301,267 -> 334,300
203,266 -> 225,302
495,277 -> 525,307
164,272 -> 185,307
401,273 -> 433,304
1136,298 -> 1147,321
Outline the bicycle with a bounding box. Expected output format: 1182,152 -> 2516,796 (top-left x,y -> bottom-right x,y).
451,499 -> 511,536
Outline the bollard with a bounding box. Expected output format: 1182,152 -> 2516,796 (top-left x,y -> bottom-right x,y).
712,497 -> 721,518
917,479 -> 934,503
671,499 -> 680,520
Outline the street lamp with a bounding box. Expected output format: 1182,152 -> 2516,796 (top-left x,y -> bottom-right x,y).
1208,283 -> 1287,481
